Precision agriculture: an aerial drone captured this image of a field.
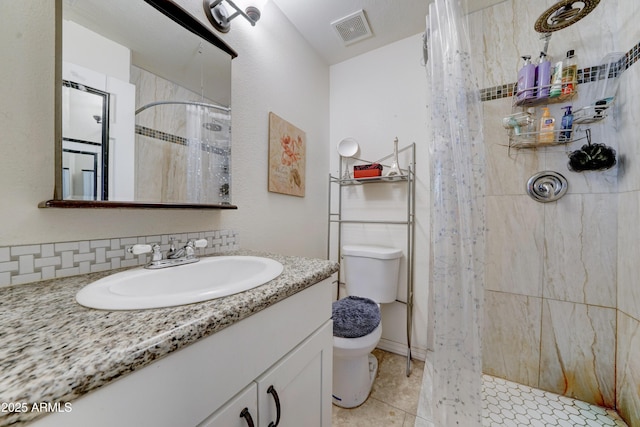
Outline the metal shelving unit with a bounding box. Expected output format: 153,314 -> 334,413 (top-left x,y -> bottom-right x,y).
327,143 -> 416,376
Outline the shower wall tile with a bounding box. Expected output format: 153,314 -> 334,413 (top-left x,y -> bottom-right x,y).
485,195 -> 544,297
481,1 -> 540,89
617,63 -> 640,194
467,9 -> 484,90
539,300 -> 616,408
481,0 -> 618,87
483,98 -> 542,197
617,311 -> 640,426
619,0 -> 640,53
483,290 -> 541,388
136,135 -> 166,201
478,0 -> 640,419
617,191 -> 640,321
543,194 -> 617,307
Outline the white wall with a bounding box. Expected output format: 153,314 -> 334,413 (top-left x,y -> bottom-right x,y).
329,34 -> 430,358
0,0 -> 329,260
222,1 -> 330,257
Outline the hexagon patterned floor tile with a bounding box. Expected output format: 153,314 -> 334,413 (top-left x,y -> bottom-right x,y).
482,375 -> 628,426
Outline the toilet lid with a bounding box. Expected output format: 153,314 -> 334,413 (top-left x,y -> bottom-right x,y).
332,296 -> 381,338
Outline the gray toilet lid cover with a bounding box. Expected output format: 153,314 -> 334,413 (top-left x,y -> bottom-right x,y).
332,296 -> 380,338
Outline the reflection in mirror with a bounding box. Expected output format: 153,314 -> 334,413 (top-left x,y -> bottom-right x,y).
62,81 -> 108,200
58,0 -> 235,207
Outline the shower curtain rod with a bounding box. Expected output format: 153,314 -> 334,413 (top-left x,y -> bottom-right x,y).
135,100 -> 231,115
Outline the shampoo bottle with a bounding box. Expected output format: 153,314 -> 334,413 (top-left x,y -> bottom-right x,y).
517,55 -> 536,103
561,50 -> 577,99
560,106 -> 574,142
538,107 -> 556,144
536,52 -> 551,100
550,60 -> 563,98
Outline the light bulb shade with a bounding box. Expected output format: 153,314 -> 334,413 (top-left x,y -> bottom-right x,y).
204,0 -> 261,32
245,6 -> 261,24
203,0 -> 231,33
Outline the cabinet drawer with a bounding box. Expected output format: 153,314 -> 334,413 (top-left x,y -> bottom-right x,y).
198,384 -> 257,427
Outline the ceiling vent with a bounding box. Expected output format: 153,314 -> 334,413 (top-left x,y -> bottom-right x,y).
331,10 -> 373,46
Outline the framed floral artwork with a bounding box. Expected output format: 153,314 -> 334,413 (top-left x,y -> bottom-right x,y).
268,112 -> 306,197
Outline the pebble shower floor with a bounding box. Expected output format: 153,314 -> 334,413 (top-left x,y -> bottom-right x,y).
482,375 -> 628,426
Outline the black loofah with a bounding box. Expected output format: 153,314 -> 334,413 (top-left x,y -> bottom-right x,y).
568,143 -> 616,172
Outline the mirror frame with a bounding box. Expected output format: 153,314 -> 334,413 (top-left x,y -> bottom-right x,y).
41,0 -> 238,210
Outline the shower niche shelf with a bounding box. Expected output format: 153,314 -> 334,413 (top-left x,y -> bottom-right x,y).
506,83 -> 580,149
327,142 -> 416,377
507,129 -> 576,149
512,84 -> 577,108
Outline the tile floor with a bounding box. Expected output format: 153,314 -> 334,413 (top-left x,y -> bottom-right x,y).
332,350 -> 629,427
482,375 -> 628,427
332,349 -> 424,426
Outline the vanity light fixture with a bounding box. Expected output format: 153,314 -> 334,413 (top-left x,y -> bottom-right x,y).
203,0 -> 261,33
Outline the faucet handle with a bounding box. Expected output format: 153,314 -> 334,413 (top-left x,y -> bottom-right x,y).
127,244 -> 153,255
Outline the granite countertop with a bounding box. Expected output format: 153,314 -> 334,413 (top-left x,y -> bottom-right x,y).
0,250 -> 338,426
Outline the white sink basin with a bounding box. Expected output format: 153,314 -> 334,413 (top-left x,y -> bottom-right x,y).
76,256 -> 284,310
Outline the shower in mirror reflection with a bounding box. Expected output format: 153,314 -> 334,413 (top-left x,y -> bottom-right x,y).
133,99 -> 231,204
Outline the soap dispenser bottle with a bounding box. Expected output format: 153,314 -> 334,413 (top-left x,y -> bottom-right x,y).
517,55 -> 536,103
560,106 -> 574,142
538,107 -> 556,145
536,52 -> 551,100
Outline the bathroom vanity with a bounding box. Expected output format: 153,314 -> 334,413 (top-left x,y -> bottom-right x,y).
0,251 -> 337,427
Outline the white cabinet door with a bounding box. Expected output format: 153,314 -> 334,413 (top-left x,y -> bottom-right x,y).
199,383 -> 258,427
256,322 -> 332,427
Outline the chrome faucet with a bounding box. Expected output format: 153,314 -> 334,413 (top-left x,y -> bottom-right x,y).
127,239 -> 208,269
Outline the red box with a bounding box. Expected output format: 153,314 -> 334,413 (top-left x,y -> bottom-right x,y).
353,163 -> 382,178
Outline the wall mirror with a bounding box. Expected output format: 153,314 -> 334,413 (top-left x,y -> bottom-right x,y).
45,0 -> 238,209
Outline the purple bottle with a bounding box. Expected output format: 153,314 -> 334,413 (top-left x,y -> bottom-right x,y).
536,52 -> 551,100
517,55 -> 536,103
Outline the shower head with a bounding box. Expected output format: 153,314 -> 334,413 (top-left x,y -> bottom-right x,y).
534,0 -> 601,33
203,122 -> 223,131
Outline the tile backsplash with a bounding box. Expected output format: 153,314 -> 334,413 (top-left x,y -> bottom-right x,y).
0,229 -> 239,288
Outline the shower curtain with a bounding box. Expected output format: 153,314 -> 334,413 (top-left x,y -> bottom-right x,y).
185,104 -> 231,204
419,0 -> 486,425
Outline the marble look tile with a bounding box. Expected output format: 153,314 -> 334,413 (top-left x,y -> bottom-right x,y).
539,300 -> 616,408
617,191 -> 640,321
619,0 -> 640,54
484,98 -> 542,197
543,193 -> 617,307
135,135 -> 166,200
467,9 -> 484,90
617,64 -> 640,194
483,0 -> 618,89
617,311 -> 640,426
485,195 -> 544,296
482,1 -> 538,89
483,291 -> 542,387
370,349 -> 425,415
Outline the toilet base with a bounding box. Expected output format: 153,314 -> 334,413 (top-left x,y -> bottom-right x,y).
332,353 -> 378,408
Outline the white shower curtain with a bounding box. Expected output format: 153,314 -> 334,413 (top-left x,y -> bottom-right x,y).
419,0 -> 486,425
185,104 -> 231,204
186,104 -> 204,203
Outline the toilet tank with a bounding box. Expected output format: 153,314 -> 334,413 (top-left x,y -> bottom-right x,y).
342,245 -> 402,303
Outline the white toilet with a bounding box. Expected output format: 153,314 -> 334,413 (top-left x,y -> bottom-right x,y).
332,245 -> 402,408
